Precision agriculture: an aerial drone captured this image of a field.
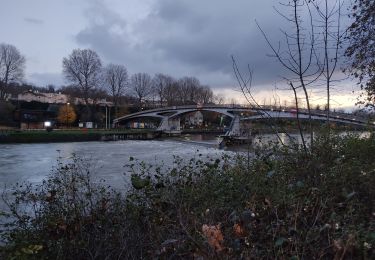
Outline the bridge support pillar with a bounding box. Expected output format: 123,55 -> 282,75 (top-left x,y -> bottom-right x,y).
157,117 -> 181,132
226,116 -> 241,136
168,117 -> 181,131
157,117 -> 169,131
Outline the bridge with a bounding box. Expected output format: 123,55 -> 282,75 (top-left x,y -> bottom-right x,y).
113,105 -> 372,137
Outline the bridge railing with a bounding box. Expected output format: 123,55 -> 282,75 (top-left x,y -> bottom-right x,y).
114,104 -> 372,125
113,104 -> 241,122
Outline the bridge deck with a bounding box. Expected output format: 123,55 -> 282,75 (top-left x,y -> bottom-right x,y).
114,105 -> 371,127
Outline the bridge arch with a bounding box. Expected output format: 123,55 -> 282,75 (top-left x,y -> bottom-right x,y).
116,115 -> 163,129
168,108 -> 235,119
113,105 -> 372,135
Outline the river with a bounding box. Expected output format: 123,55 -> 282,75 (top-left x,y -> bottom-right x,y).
0,132 -> 314,212
0,131 -> 369,198
0,137 -> 237,211
0,137 -> 233,191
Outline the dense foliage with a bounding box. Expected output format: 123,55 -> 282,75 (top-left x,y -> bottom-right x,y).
345,0 -> 375,108
1,133 -> 374,259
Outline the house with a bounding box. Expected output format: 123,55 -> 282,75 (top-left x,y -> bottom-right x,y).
16,90 -> 114,106
184,111 -> 204,126
17,90 -> 68,104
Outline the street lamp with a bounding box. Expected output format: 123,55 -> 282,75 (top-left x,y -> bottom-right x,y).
105,104 -> 111,129
108,105 -> 111,129
66,102 -> 70,128
105,105 -> 107,129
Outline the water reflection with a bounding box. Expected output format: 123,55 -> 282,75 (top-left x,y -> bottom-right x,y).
178,134 -> 223,145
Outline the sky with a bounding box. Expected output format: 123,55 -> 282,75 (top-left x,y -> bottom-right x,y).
0,0 -> 360,110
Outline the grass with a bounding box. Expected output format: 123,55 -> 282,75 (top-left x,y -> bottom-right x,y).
0,132 -> 374,259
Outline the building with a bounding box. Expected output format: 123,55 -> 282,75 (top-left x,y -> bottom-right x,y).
184,111 -> 204,126
15,109 -> 56,129
17,90 -> 69,104
16,90 -> 113,106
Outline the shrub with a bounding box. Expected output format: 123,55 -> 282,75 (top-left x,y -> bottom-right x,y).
1,133 -> 374,259
0,156 -> 147,259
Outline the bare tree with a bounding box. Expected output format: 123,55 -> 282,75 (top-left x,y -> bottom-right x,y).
152,73 -> 174,107
198,85 -> 214,104
160,77 -> 214,106
232,57 -> 296,150
256,0 -> 323,149
290,82 -> 308,153
88,88 -> 108,106
310,0 -> 343,124
176,77 -> 190,104
60,85 -> 82,98
164,80 -> 179,106
214,94 -> 226,105
249,0 -> 343,151
104,64 -> 128,117
130,73 -> 153,109
177,77 -> 201,105
0,43 -> 25,100
62,49 -> 102,117
47,84 -> 55,93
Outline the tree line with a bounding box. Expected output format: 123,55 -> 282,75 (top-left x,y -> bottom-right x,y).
61,49 -> 214,119
0,45 -> 214,120
0,0 -> 374,116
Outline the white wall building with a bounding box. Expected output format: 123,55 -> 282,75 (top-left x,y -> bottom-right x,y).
17,91 -> 68,104
185,111 -> 204,126
16,90 -> 113,106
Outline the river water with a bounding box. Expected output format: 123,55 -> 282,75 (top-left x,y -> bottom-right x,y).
0,131 -> 369,199
0,138 -> 239,211
0,138 -> 233,191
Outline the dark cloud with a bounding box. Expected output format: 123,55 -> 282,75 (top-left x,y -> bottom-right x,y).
24,17 -> 44,25
75,2 -> 156,74
74,0 -> 348,92
135,0 -> 286,87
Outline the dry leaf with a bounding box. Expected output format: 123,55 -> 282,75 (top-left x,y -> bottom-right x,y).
333,239 -> 344,252
202,224 -> 224,252
233,223 -> 246,237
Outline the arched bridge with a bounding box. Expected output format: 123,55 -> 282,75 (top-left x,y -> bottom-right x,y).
113,105 -> 372,136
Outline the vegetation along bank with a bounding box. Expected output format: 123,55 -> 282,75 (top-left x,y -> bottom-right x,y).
0,132 -> 374,259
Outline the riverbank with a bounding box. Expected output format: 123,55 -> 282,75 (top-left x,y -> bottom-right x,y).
0,129 -> 161,143
1,133 -> 374,259
1,123 -> 371,144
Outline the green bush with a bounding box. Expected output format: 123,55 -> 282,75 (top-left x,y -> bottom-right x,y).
1,133 -> 374,259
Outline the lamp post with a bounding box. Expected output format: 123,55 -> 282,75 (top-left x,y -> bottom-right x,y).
105,104 -> 111,129
105,105 -> 107,129
108,105 -> 111,129
66,102 -> 70,128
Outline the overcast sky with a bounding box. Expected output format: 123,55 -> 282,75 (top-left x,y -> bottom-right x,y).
0,0 -> 359,109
